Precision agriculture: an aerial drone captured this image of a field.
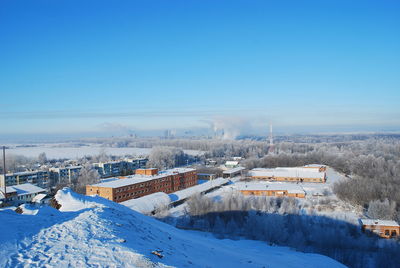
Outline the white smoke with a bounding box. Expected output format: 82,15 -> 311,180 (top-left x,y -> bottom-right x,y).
207,116 -> 256,140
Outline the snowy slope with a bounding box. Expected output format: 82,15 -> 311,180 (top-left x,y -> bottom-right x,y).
0,189 -> 347,268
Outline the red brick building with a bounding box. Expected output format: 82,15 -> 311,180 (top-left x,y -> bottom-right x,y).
86,168 -> 197,203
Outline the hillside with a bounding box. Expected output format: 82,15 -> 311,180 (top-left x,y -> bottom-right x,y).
0,189 -> 346,268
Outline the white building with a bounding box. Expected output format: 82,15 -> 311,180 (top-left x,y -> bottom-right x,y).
0,183 -> 47,206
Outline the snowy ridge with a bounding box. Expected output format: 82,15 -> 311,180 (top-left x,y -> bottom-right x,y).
0,188 -> 346,268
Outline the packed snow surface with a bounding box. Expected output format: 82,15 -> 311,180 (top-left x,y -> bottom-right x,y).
0,188 -> 347,268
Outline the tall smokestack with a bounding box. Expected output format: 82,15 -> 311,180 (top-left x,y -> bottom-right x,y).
268,123 -> 275,153
269,124 -> 273,146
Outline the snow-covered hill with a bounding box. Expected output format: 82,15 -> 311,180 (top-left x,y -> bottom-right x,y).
0,189 -> 346,268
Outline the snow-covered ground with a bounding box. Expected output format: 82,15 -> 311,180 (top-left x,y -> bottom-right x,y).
0,189 -> 346,268
168,167 -> 362,224
4,143 -> 204,159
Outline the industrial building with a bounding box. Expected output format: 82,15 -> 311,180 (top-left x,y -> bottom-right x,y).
86,168 -> 197,203
236,182 -> 306,198
248,167 -> 326,183
360,219 -> 400,239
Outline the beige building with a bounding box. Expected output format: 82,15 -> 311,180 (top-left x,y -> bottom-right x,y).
236,182 -> 306,198
360,219 -> 400,239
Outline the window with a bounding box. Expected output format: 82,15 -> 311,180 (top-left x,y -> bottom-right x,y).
385,230 -> 390,236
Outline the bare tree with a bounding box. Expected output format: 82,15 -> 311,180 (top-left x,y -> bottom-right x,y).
38,152 -> 47,165
367,199 -> 396,220
72,164 -> 100,194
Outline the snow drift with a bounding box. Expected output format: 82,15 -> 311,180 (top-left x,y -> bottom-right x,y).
0,188 -> 347,268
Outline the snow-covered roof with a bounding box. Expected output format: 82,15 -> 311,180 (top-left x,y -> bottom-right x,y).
121,192 -> 171,214
303,164 -> 326,168
10,183 -> 47,195
90,168 -> 196,189
32,193 -> 48,203
360,219 -> 400,227
249,167 -> 325,179
64,166 -> 82,170
225,161 -> 239,166
50,166 -> 82,172
1,183 -> 46,198
223,167 -> 245,174
167,168 -> 196,173
91,176 -> 156,188
4,170 -> 44,177
234,182 -> 305,194
169,178 -> 229,202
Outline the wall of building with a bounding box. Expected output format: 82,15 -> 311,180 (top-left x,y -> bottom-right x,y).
86,170 -> 197,203
136,168 -> 158,176
362,225 -> 400,239
250,176 -> 325,183
240,189 -> 305,198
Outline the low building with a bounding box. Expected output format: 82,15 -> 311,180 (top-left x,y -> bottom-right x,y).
303,164 -> 327,172
0,183 -> 47,205
223,167 -> 246,178
236,182 -> 306,198
86,168 -> 197,203
225,161 -> 240,168
0,170 -> 50,189
248,167 -> 326,183
360,219 -> 400,239
49,166 -> 82,184
197,173 -> 217,180
205,159 -> 217,167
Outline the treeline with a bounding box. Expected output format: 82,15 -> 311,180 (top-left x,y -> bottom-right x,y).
0,153 -> 48,173
147,146 -> 198,169
160,193 -> 400,268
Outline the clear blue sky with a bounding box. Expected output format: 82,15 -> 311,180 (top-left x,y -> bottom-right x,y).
0,0 -> 399,139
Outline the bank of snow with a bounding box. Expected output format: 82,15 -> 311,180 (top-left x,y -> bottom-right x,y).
0,188 -> 346,268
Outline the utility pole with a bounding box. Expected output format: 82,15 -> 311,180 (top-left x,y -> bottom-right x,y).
2,146 -> 6,198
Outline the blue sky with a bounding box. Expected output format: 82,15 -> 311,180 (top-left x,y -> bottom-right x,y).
0,0 -> 399,139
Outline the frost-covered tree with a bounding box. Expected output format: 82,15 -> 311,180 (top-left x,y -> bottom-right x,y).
72,164 -> 100,194
148,146 -> 191,169
38,152 -> 47,165
367,199 -> 396,220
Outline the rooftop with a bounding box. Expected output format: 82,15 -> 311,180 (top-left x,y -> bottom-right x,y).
89,167 -> 196,188
360,219 -> 400,227
91,176 -> 158,188
167,167 -> 196,173
3,170 -> 46,177
249,167 -> 325,179
234,182 -> 305,194
303,164 -> 326,168
0,183 -> 46,198
223,167 -> 246,174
